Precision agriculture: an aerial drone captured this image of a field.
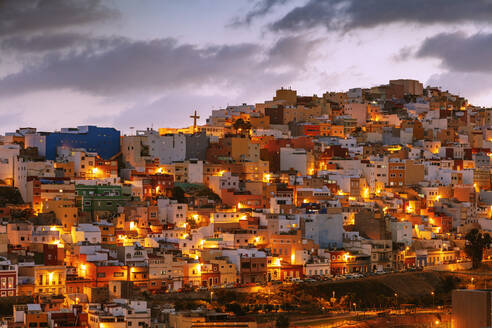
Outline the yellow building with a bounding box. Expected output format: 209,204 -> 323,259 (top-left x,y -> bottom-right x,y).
273,88 -> 297,106
183,262 -> 201,287
230,137 -> 260,162
211,259 -> 237,285
34,265 -> 66,295
42,199 -> 78,232
242,160 -> 269,181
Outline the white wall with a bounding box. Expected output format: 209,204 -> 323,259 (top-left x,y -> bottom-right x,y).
280,148 -> 307,175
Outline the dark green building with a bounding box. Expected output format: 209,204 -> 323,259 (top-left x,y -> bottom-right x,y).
76,184 -> 131,217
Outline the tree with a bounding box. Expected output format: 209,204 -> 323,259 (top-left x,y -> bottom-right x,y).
170,186 -> 186,203
233,118 -> 252,135
465,229 -> 492,269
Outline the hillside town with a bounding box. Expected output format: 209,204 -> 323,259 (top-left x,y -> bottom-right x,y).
0,79 -> 491,327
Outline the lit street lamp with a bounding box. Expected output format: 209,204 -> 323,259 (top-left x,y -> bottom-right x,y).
431,291 -> 435,309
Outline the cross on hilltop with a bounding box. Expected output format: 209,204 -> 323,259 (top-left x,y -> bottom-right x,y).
190,110 -> 200,133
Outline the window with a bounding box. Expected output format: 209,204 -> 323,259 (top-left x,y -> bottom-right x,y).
113,272 -> 124,277
97,273 -> 106,278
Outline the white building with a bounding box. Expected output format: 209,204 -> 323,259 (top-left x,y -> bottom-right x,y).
280,147 -> 308,175
390,221 -> 412,246
208,172 -> 239,196
157,199 -> 188,227
71,224 -> 101,244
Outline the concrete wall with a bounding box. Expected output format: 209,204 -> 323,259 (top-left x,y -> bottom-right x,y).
452,289 -> 491,328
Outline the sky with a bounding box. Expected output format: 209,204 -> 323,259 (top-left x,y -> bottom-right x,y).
1,0 -> 492,134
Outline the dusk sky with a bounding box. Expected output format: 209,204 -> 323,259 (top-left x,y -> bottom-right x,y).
1,0 -> 492,133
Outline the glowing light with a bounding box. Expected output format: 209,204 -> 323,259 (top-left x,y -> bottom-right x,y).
474,183 -> 479,193
435,195 -> 441,201
303,199 -> 309,204
129,221 -> 136,230
79,264 -> 86,277
362,188 -> 369,199
92,167 -> 98,175
48,272 -> 54,283
382,207 -> 388,214
291,253 -> 295,264
263,173 -> 271,183
192,214 -> 199,221
387,145 -> 402,152
237,202 -> 244,209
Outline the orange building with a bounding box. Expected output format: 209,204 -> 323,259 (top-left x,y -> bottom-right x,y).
268,231 -> 302,264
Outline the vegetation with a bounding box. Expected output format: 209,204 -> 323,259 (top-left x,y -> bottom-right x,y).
0,296 -> 34,316
0,186 -> 24,207
275,314 -> 290,328
170,186 -> 187,203
232,118 -> 252,135
465,229 -> 491,269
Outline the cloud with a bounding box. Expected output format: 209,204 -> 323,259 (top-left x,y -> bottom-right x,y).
412,31 -> 492,106
0,33 -> 128,53
0,0 -> 118,37
392,46 -> 414,62
426,71 -> 492,103
267,35 -> 320,68
231,0 -> 290,26
416,32 -> 492,73
270,0 -> 492,32
0,35 -> 319,97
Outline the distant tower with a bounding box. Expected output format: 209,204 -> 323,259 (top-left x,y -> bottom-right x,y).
190,110 -> 200,133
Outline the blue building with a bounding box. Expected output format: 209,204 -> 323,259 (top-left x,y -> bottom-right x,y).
27,126 -> 120,160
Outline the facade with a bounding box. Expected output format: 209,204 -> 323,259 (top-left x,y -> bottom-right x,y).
76,185 -> 131,216
0,258 -> 17,297
25,126 -> 120,161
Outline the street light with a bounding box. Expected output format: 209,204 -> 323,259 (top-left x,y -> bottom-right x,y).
394,293 -> 398,309
431,291 -> 435,309
210,291 -> 214,303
